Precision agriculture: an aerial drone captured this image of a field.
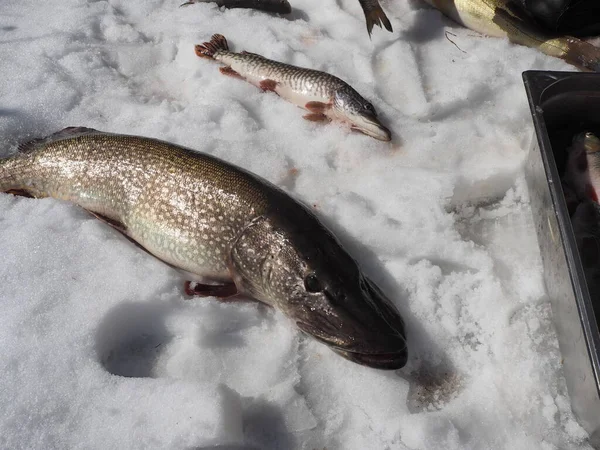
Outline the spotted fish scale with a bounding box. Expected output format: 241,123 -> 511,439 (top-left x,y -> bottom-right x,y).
217,51 -> 348,101
0,128 -> 269,281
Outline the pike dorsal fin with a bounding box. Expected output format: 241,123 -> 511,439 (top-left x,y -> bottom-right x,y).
51,126 -> 100,137
17,127 -> 100,154
17,138 -> 44,154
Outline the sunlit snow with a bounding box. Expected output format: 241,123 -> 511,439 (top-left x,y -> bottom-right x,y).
0,0 -> 595,448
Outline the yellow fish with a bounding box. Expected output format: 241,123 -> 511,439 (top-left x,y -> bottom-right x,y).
426,0 -> 600,71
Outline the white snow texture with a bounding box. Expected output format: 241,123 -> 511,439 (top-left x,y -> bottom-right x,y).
0,0 -> 595,449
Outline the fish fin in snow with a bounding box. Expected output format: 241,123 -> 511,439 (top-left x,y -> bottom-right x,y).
305,101 -> 330,113
85,210 -> 129,236
303,113 -> 328,122
219,66 -> 244,79
184,280 -> 239,299
18,127 -> 100,153
259,79 -> 278,92
195,33 -> 229,59
361,2 -> 393,37
85,209 -> 161,257
5,189 -> 35,198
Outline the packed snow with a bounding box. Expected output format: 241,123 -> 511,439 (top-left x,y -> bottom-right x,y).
0,0 -> 597,448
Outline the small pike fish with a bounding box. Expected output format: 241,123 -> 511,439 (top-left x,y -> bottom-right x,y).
180,0 -> 292,14
564,131 -> 600,203
0,127 -> 408,370
194,34 -> 392,141
358,0 -> 393,36
425,0 -> 600,72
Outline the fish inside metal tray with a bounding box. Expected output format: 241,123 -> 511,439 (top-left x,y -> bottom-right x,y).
562,131 -> 600,322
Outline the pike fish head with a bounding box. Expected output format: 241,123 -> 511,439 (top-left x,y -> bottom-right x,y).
333,88 -> 391,142
565,131 -> 600,202
229,214 -> 407,370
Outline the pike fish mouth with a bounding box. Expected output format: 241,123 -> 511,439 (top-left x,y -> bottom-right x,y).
297,320 -> 408,370
350,112 -> 391,141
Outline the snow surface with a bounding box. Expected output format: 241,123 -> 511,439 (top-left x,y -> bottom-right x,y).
0,0 -> 597,448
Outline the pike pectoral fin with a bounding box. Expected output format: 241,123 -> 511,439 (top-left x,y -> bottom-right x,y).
85,209 -> 158,256
86,210 -> 129,235
219,66 -> 244,79
184,281 -> 241,300
5,189 -> 34,198
303,113 -> 328,122
305,101 -> 330,113
259,79 -> 278,92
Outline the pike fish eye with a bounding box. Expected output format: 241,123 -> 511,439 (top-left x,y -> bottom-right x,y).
304,273 -> 323,293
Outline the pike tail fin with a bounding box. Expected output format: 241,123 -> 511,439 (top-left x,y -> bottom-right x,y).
195,34 -> 229,59
361,3 -> 392,37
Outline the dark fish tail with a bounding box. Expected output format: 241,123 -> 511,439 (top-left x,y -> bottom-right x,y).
359,0 -> 392,37
180,0 -> 291,14
219,0 -> 291,13
194,34 -> 229,60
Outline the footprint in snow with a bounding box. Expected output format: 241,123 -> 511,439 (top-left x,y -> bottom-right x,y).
95,301 -> 174,378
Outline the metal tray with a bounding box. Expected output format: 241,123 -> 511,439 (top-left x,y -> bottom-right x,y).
523,70 -> 600,444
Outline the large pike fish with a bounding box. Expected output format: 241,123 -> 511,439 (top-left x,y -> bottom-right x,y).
0,127 -> 408,370
195,34 -> 392,141
425,0 -> 600,71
